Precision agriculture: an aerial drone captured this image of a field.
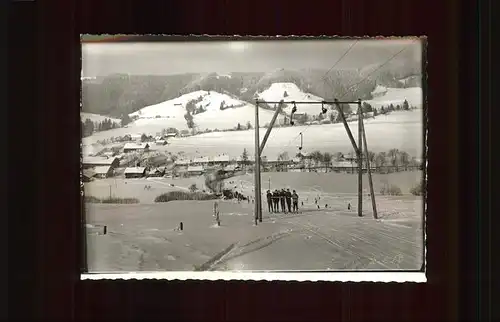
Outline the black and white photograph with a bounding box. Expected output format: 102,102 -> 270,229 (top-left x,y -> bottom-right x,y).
81,36 -> 426,281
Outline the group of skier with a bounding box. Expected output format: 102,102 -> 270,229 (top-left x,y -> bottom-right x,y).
266,188 -> 299,213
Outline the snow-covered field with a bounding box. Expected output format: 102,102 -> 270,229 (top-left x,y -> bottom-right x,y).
257,82 -> 326,116
81,112 -> 120,124
82,110 -> 423,159
128,90 -> 277,132
81,84 -> 424,159
365,86 -> 423,110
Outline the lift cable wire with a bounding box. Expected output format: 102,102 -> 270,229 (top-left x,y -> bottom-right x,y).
276,40 -> 417,157
273,39 -> 359,156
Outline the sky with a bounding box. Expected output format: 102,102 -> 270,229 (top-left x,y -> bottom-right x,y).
81,38 -> 422,77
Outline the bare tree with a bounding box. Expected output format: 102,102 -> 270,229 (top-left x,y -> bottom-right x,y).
388,148 -> 400,171
322,152 -> 332,172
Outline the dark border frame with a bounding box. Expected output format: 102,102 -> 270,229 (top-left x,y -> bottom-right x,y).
7,0 -> 489,320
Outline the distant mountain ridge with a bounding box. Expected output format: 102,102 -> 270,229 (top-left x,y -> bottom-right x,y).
82,61 -> 422,118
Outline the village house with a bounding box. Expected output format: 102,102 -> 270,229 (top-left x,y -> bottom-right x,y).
148,167 -> 165,177
123,142 -> 150,154
191,156 -> 210,167
82,156 -> 120,170
174,159 -> 191,167
155,139 -> 167,146
124,167 -> 146,179
211,154 -> 231,167
82,169 -> 95,182
93,166 -> 114,179
186,165 -> 204,176
129,134 -> 142,141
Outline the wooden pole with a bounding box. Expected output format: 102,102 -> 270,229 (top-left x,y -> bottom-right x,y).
357,100 -> 363,217
360,110 -> 378,219
254,102 -> 262,223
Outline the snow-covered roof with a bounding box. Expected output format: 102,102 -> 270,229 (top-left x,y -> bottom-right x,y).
93,166 -> 112,174
124,167 -> 146,174
213,154 -> 230,162
82,169 -> 96,178
123,143 -> 149,150
174,159 -> 190,165
187,165 -> 204,172
165,133 -> 177,137
331,161 -> 354,167
224,164 -> 238,171
155,140 -> 166,144
83,156 -> 117,165
192,156 -> 210,164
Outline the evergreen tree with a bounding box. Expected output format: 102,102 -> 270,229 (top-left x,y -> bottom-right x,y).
121,114 -> 132,127
237,123 -> 242,131
283,91 -> 289,97
246,121 -> 252,130
184,111 -> 195,129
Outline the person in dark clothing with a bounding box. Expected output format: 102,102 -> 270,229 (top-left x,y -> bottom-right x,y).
266,190 -> 273,212
285,188 -> 292,213
272,190 -> 280,212
280,189 -> 287,213
292,190 -> 299,212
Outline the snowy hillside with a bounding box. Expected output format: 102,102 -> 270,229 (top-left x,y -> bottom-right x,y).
128,90 -> 276,131
81,112 -> 120,124
364,86 -> 423,110
257,83 -> 326,117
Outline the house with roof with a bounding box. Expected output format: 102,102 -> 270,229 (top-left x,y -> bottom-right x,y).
93,166 -> 114,179
212,154 -> 231,166
82,156 -> 120,170
123,142 -> 150,153
155,139 -> 167,146
186,165 -> 204,176
191,156 -> 210,166
124,167 -> 146,178
82,169 -> 95,182
174,159 -> 191,167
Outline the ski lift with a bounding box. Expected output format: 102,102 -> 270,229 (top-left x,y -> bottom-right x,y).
290,101 -> 297,126
321,102 -> 328,114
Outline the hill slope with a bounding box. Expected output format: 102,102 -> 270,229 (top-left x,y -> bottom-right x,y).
129,90 -> 277,131
81,63 -> 422,118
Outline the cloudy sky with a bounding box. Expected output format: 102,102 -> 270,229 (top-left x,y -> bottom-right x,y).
82,38 -> 422,77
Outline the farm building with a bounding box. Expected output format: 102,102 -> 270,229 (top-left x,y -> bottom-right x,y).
82,169 -> 95,182
82,156 -> 120,170
124,167 -> 146,178
93,166 -> 114,179
212,154 -> 231,166
148,167 -> 165,177
174,159 -> 190,167
165,132 -> 177,138
155,140 -> 167,145
123,143 -> 150,153
130,134 -> 142,141
192,156 -> 210,166
187,165 -> 204,176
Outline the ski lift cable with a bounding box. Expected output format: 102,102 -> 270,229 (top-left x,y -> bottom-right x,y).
274,39 -> 417,156
272,40 -> 359,154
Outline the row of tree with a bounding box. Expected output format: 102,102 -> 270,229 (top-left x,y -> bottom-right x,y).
81,118 -> 121,138
237,148 -> 421,172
